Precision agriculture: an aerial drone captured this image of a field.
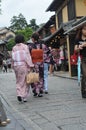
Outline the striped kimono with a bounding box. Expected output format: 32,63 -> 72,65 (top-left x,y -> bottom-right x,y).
12,43 -> 34,99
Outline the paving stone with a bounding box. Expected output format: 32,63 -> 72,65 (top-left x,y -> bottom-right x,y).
33,118 -> 49,125
0,128 -> 15,130
60,124 -> 84,130
54,117 -> 81,126
40,122 -> 60,130
0,73 -> 86,130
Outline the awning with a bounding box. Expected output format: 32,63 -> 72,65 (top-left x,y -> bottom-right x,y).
64,16 -> 86,34
36,15 -> 55,33
43,28 -> 64,46
42,20 -> 75,44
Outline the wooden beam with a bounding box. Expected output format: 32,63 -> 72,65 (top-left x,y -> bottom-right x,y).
66,36 -> 72,77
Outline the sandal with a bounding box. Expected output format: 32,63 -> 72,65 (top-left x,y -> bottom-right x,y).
0,121 -> 7,126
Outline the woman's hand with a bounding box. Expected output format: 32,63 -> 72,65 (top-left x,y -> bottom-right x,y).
79,44 -> 83,50
82,42 -> 86,47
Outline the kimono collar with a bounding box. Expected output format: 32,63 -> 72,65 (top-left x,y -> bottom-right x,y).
34,42 -> 38,44
16,43 -> 23,46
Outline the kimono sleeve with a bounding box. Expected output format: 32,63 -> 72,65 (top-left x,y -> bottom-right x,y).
25,46 -> 34,67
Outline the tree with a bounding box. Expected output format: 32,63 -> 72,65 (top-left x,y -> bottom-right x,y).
7,27 -> 33,51
29,19 -> 39,31
10,13 -> 28,31
16,27 -> 33,41
6,38 -> 15,51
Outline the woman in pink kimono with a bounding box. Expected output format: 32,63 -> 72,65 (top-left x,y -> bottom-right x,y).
12,35 -> 34,102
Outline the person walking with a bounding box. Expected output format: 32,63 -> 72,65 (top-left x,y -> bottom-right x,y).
28,33 -> 51,97
12,34 -> 34,102
6,57 -> 12,72
0,98 -> 10,126
74,23 -> 86,98
44,45 -> 51,94
3,59 -> 7,72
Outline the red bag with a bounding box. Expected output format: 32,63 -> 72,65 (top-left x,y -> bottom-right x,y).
70,51 -> 78,65
31,49 -> 43,63
70,51 -> 82,65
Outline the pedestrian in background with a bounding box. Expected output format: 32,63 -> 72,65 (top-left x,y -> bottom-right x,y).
75,23 -> 86,98
49,47 -> 55,75
28,33 -> 51,96
28,33 -> 44,97
0,98 -> 10,126
39,35 -> 51,94
3,59 -> 7,73
12,34 -> 34,102
6,57 -> 12,72
43,42 -> 51,94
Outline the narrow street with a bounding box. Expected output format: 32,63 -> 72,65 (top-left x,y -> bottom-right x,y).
0,72 -> 86,130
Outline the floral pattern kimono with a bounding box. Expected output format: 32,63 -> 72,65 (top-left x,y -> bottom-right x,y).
28,42 -> 50,95
51,48 -> 60,65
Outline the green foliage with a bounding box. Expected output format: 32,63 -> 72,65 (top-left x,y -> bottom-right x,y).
6,38 -> 15,51
8,14 -> 40,51
16,27 -> 33,41
29,19 -> 39,31
7,27 -> 33,51
10,13 -> 28,31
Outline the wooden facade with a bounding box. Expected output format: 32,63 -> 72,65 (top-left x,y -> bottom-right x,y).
0,40 -> 9,59
47,0 -> 86,76
36,15 -> 55,38
0,27 -> 15,41
0,27 -> 15,61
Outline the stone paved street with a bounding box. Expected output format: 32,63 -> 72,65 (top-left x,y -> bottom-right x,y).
0,72 -> 86,130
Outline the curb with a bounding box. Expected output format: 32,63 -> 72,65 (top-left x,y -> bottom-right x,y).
0,91 -> 42,130
54,74 -> 78,80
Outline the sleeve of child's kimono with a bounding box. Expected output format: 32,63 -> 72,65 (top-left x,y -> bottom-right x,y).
43,44 -> 52,62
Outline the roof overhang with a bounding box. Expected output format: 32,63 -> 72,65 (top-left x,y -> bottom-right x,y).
64,16 -> 86,35
42,20 -> 76,44
46,0 -> 63,12
42,28 -> 64,44
37,15 -> 55,33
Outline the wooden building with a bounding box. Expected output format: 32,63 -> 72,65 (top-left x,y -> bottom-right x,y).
0,27 -> 15,41
0,27 -> 15,62
37,15 -> 55,38
0,40 -> 9,60
46,0 -> 86,76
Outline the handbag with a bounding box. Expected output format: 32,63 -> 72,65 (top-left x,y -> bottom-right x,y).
70,51 -> 82,65
26,71 -> 39,84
